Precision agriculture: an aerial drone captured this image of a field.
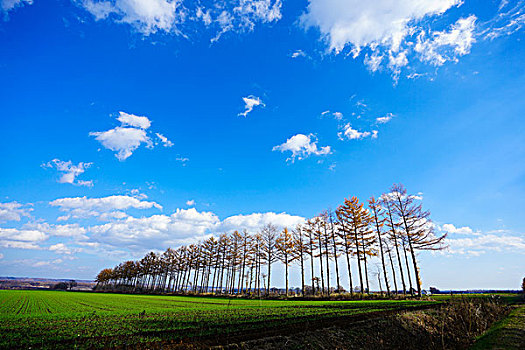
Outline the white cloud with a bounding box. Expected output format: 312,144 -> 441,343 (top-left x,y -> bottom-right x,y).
219,212 -> 304,232
291,49 -> 306,58
32,259 -> 63,268
196,6 -> 212,26
81,0 -> 282,40
88,208 -> 304,251
89,208 -> 220,249
91,111 -> 174,160
49,195 -> 162,220
49,243 -> 78,255
0,227 -> 47,250
0,202 -> 32,222
90,127 -> 152,161
273,133 -> 331,161
376,113 -> 394,124
299,1 -> 507,78
42,159 -> 93,187
301,0 -> 462,54
117,111 -> 151,129
364,52 -> 384,72
332,111 -> 343,120
176,156 -> 189,166
233,0 -> 282,30
186,199 -> 195,206
238,95 -> 265,117
415,15 -> 477,66
446,233 -> 525,256
156,133 -> 173,147
338,123 -> 375,140
483,1 -> 525,40
1,0 -> 32,14
82,0 -> 186,35
25,222 -> 88,238
442,223 -> 477,235
0,227 -> 47,242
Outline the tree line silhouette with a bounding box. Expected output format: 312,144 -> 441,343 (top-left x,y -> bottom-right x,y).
95,184 -> 447,298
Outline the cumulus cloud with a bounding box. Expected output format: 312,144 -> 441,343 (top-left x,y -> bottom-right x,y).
82,0 -> 186,35
338,123 -> 377,140
0,202 -> 32,222
25,222 -> 88,238
186,199 -> 195,206
434,222 -> 525,256
301,0 -> 462,54
42,159 -> 93,187
446,233 -> 525,256
238,95 -> 265,117
49,195 -> 162,220
117,111 -> 151,129
49,243 -> 79,255
88,208 -> 304,251
89,208 -> 220,249
90,111 -> 171,161
219,212 -> 304,232
0,227 -> 47,250
442,223 -> 477,235
300,1 -> 522,79
273,133 -> 331,161
91,126 -> 152,161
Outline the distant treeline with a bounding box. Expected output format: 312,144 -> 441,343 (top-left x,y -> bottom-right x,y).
95,184 -> 447,298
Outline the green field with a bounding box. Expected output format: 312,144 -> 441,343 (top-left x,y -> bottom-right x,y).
471,305 -> 525,349
0,290 -> 435,349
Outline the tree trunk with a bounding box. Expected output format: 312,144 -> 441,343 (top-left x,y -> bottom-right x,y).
373,214 -> 390,296
401,239 -> 414,295
353,228 -> 364,295
317,234 -> 325,295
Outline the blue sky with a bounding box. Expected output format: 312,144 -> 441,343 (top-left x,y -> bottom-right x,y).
0,0 -> 524,289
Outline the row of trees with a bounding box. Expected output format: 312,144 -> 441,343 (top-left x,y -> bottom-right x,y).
95,184 -> 447,298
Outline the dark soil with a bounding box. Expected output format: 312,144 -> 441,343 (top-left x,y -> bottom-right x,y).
207,298 -> 510,350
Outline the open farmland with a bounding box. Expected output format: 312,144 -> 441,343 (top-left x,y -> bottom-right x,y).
0,290 -> 436,349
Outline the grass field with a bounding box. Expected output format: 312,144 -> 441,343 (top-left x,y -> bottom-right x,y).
471,304 -> 525,349
0,290 -> 436,349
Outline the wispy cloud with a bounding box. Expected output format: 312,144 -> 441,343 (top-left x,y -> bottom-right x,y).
238,95 -> 265,117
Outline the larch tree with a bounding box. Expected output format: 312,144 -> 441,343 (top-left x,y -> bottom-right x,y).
275,227 -> 298,296
337,197 -> 373,294
303,218 -> 319,294
368,196 -> 391,296
261,223 -> 279,295
390,184 -> 447,297
381,194 -> 407,295
335,207 -> 354,295
327,209 -> 342,292
292,224 -> 307,296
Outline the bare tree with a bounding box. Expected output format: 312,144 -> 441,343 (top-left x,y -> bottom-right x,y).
275,227 -> 298,296
261,223 -> 279,296
369,196 -> 391,296
390,184 -> 447,297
